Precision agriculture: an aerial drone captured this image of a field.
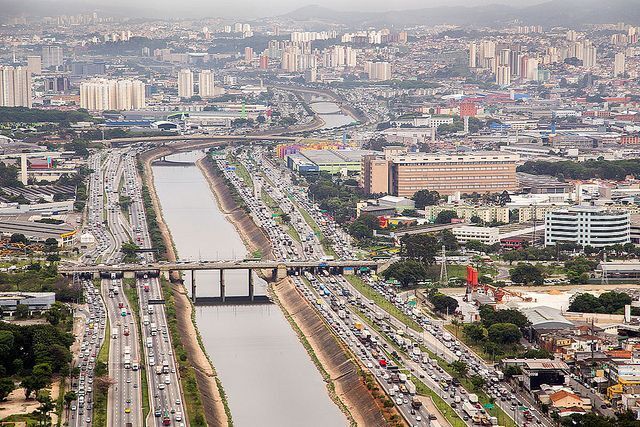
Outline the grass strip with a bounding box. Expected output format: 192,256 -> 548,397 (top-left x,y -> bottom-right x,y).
160,279 -> 208,426
411,375 -> 466,427
344,275 -> 423,332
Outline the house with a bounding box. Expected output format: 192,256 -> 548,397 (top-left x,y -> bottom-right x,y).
548,390 -> 592,411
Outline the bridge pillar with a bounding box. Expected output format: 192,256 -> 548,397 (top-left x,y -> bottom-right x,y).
220,269 -> 225,302
276,264 -> 287,280
191,270 -> 196,302
248,269 -> 254,301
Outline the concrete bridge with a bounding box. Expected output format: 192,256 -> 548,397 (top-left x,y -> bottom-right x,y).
60,259 -> 382,303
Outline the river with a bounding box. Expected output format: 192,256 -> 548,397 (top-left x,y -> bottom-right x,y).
308,95 -> 356,129
152,151 -> 346,427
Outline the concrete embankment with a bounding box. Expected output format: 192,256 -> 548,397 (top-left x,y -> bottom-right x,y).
273,278 -> 391,427
139,148 -> 230,426
196,156 -> 273,260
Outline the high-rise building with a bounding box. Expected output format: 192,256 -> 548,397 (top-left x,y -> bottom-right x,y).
26,56 -> 41,76
0,66 -> 32,107
177,69 -> 194,98
198,70 -> 215,97
496,65 -> 511,86
614,52 -> 626,76
244,47 -> 254,63
468,43 -> 477,68
80,78 -> 145,111
366,61 -> 392,81
259,55 -> 269,69
41,46 -> 63,69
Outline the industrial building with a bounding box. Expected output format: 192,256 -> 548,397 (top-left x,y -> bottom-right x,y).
287,149 -> 374,174
501,358 -> 569,391
0,292 -> 56,316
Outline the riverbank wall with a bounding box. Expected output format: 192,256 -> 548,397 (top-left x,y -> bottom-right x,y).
273,278 -> 391,427
139,147 -> 230,427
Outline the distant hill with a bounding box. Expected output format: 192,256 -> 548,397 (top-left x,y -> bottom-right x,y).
282,0 -> 640,27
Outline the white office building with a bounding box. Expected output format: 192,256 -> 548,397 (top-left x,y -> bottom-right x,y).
545,205 -> 630,248
453,225 -> 500,245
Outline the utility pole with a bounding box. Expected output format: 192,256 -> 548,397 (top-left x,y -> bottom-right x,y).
439,245 -> 448,285
601,252 -> 609,286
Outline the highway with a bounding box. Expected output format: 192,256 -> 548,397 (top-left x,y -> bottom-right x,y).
121,151 -> 186,426
102,277 -> 142,426
69,279 -> 106,427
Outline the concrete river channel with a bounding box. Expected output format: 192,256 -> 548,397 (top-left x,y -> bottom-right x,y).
152,151 -> 346,426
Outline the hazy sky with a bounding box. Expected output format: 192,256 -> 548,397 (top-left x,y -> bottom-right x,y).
95,0 -> 547,18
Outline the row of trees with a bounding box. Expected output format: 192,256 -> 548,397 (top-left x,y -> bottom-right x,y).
568,291 -> 632,314
518,159 -> 640,181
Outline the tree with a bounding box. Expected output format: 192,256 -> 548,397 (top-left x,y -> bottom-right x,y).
463,323 -> 486,343
0,378 -> 14,401
487,323 -> 522,345
450,360 -> 468,378
412,189 -> 440,209
382,260 -> 430,287
10,233 -> 27,244
429,292 -> 459,314
470,375 -> 485,391
35,392 -> 55,426
15,303 -> 29,319
521,348 -> 552,359
479,305 -> 531,331
434,210 -> 458,224
503,365 -> 522,379
510,263 -> 544,285
63,391 -> 77,408
400,234 -> 438,263
349,214 -> 380,239
569,291 -> 632,314
439,230 -> 459,251
280,213 -> 291,224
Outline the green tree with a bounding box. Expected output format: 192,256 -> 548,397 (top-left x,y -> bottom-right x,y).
412,189 -> 440,209
439,230 -> 459,251
63,391 -> 77,408
0,378 -> 15,401
400,234 -> 438,263
487,323 -> 522,345
10,233 -> 27,244
521,348 -> 552,359
429,292 -> 459,314
463,323 -> 486,343
15,304 -> 29,319
450,360 -> 468,378
434,210 -> 458,224
382,260 -> 430,287
503,365 -> 522,379
470,375 -> 485,391
510,263 -> 544,285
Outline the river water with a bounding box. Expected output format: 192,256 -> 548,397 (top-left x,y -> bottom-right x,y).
308,95 -> 356,129
152,151 -> 346,427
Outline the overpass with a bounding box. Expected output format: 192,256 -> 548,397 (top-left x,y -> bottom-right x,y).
60,259 -> 382,303
103,134 -> 301,146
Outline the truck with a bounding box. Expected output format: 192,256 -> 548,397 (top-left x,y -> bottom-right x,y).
406,381 -> 417,395
354,322 -> 363,330
338,309 -> 346,319
150,323 -> 157,335
111,328 -> 118,339
156,366 -> 163,375
146,337 -> 153,348
132,360 -> 139,371
174,411 -> 182,422
398,373 -> 407,383
143,315 -> 150,326
410,396 -> 422,409
468,393 -> 479,404
463,401 -> 478,418
143,283 -> 150,292
124,354 -> 131,369
162,360 -> 170,374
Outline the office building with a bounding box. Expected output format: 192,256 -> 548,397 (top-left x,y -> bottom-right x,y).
615,52 -> 626,76
70,61 -> 106,77
26,55 -> 41,75
41,46 -> 63,69
0,292 -> 56,316
545,205 -> 630,248
0,66 -> 32,107
366,61 -> 392,81
80,78 -> 145,111
453,226 -> 500,245
388,151 -> 519,197
177,68 -> 194,98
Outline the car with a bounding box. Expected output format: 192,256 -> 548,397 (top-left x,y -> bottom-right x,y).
175,398 -> 181,405
158,383 -> 165,390
124,407 -> 131,413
